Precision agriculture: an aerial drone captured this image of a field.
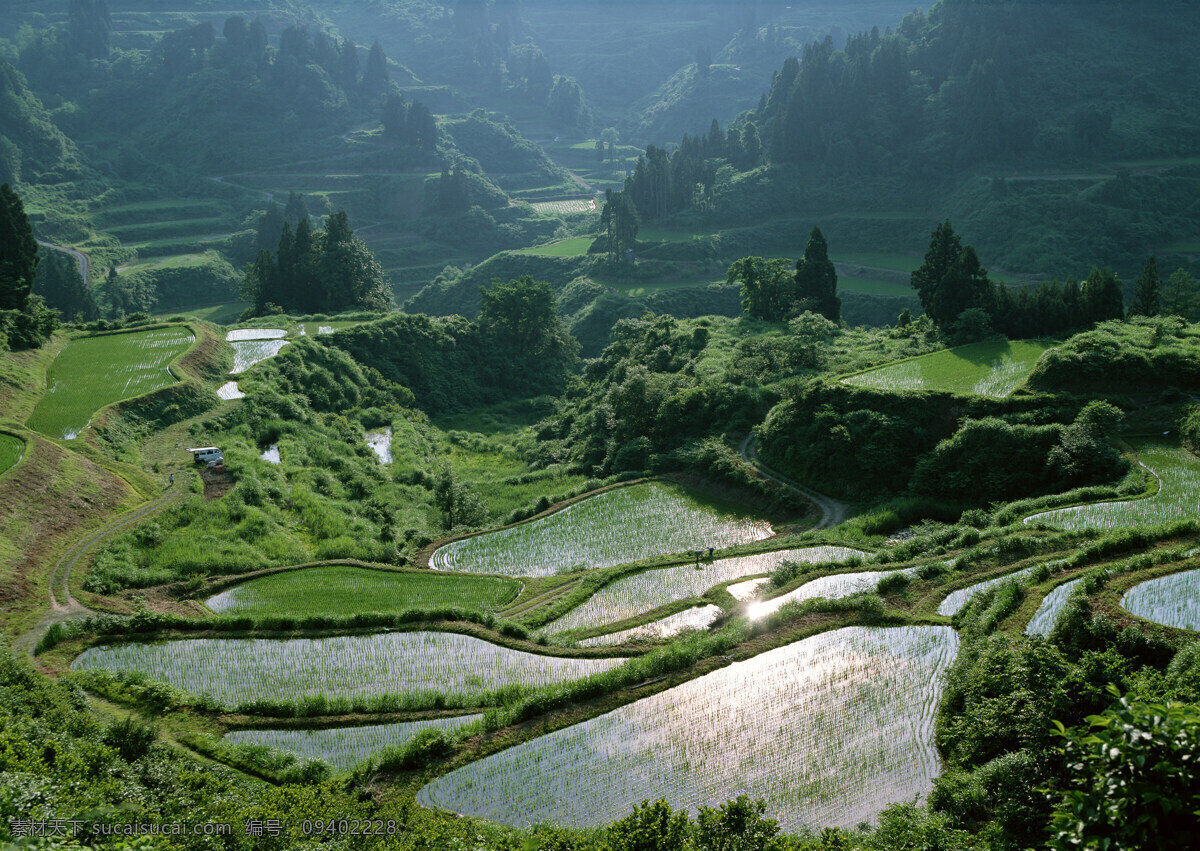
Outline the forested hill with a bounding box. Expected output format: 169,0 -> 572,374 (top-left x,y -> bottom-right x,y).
622,0 -> 1200,278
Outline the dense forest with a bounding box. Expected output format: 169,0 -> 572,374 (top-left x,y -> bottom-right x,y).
2,1 -> 1200,850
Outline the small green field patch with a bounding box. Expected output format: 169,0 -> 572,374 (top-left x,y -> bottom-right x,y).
225,715 -> 482,771
26,327 -> 195,440
418,626 -> 959,831
1121,569 -> 1200,631
430,482 -> 773,577
73,631 -> 623,708
1027,443 -> 1200,532
836,275 -> 915,296
518,237 -> 594,257
842,340 -> 1052,398
205,566 -> 521,617
0,433 -> 25,476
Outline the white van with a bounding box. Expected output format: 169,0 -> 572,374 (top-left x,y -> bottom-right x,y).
189,446 -> 223,464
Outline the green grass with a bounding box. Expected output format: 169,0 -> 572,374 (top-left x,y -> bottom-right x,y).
1027,443 -> 1200,532
937,567 -> 1036,617
26,327 -> 196,439
842,340 -> 1053,398
548,547 -> 867,634
1121,569 -> 1200,630
225,715 -> 482,771
169,303 -> 248,325
418,626 -> 959,831
430,482 -> 773,577
72,631 -> 623,709
0,433 -> 24,476
518,237 -> 594,257
834,252 -> 919,273
836,276 -> 915,296
205,566 -> 521,618
292,321 -> 360,337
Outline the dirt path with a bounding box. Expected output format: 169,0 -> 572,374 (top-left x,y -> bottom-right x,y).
738,435 -> 848,530
11,482 -> 186,659
37,240 -> 90,287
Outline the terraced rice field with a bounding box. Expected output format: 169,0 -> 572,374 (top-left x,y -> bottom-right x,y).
205,566 -> 520,617
1026,444 -> 1200,532
227,329 -> 288,374
1026,576 -> 1087,637
72,632 -> 623,707
366,428 -> 392,464
216,381 -> 244,400
260,443 -> 280,464
529,200 -> 595,216
747,567 -> 921,620
579,606 -> 723,646
518,236 -> 594,256
726,578 -> 770,601
547,547 -> 867,634
937,567 -> 1035,617
27,327 -> 195,439
1121,569 -> 1200,631
0,433 -> 24,476
226,715 -> 482,771
419,626 -> 959,830
842,340 -> 1052,398
430,483 -> 773,577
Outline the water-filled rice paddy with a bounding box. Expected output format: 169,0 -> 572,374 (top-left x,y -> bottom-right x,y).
747,567 -> 920,620
216,381 -> 245,400
842,340 -> 1051,398
1026,444 -> 1200,532
226,715 -> 482,771
418,626 -> 959,831
226,328 -> 287,341
937,567 -> 1035,617
430,482 -> 773,577
1121,569 -> 1200,631
366,427 -> 392,464
230,339 -> 289,373
579,606 -> 723,646
260,443 -> 280,464
0,433 -> 24,476
547,547 -> 867,634
205,566 -> 520,617
726,578 -> 770,601
27,327 -> 195,439
1026,576 -> 1087,637
72,632 -> 623,707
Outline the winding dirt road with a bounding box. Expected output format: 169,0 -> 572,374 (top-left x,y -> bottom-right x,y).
738,434 -> 848,530
37,240 -> 90,287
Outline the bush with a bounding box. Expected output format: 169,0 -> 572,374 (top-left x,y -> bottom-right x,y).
102,716 -> 157,762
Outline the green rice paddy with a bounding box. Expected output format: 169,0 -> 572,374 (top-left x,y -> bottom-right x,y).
842,340 -> 1052,398
547,547 -> 867,634
578,606 -> 723,646
517,237 -> 595,257
1025,576 -> 1087,637
205,566 -> 521,617
1027,444 -> 1200,531
430,482 -> 773,577
747,567 -> 921,620
0,434 -> 24,476
1121,569 -> 1200,631
72,632 -> 623,708
225,715 -> 482,771
27,327 -> 195,439
418,626 -> 959,831
937,567 -> 1035,617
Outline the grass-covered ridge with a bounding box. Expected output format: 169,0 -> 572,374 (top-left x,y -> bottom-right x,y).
205,565 -> 521,617
0,432 -> 24,476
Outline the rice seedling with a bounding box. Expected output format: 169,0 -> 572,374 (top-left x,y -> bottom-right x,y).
529,201 -> 595,216
579,606 -> 723,646
216,381 -> 244,400
0,433 -> 24,476
72,631 -> 622,707
205,566 -> 520,617
430,483 -> 773,577
842,340 -> 1051,398
747,567 -> 919,620
726,578 -> 770,601
1026,443 -> 1200,532
365,427 -> 392,464
225,715 -> 482,771
937,567 -> 1036,617
1121,569 -> 1200,631
418,626 -> 959,831
1025,576 -> 1087,637
27,327 -> 196,439
547,548 -> 867,634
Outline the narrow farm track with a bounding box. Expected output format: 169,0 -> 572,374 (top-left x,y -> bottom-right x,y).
738,435 -> 848,530
37,240 -> 90,286
11,483 -> 186,660
499,577 -> 585,619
